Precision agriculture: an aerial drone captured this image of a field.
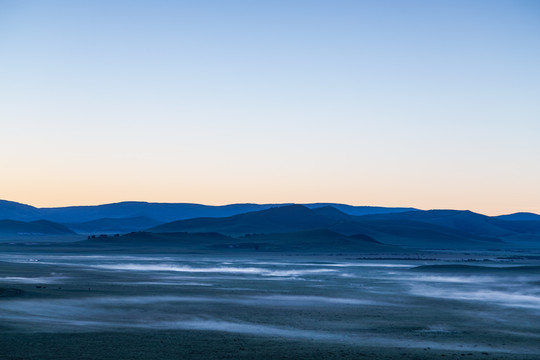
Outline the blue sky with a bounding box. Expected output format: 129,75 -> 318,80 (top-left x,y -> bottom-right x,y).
1,0 -> 539,214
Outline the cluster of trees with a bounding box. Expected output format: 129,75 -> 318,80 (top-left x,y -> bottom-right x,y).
87,234 -> 120,240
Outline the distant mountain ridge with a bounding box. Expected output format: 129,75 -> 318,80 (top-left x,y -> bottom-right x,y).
1,200 -> 539,250
496,212 -> 540,221
0,200 -> 418,224
148,205 -> 538,249
1,200 -> 539,251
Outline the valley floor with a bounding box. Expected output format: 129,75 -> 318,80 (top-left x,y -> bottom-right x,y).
1,251 -> 539,360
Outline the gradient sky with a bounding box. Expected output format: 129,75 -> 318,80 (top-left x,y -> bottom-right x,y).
1,0 -> 539,215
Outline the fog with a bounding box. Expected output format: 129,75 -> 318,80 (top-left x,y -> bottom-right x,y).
92,263 -> 339,277
1,253 -> 540,356
0,275 -> 67,284
410,287 -> 540,310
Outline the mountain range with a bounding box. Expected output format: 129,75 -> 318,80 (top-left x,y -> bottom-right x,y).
0,200 -> 416,224
0,200 -> 539,251
147,205 -> 538,249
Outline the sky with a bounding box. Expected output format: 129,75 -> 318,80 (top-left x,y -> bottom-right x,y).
1,0 -> 539,215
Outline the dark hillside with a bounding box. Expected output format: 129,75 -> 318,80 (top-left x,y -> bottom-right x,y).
149,205 -> 336,236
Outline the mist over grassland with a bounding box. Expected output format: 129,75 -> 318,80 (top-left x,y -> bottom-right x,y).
1,253 -> 540,359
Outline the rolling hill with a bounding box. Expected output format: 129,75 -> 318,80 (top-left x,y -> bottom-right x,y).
148,205 -> 540,249
354,210 -> 516,238
352,210 -> 540,244
1,200 -> 539,251
0,200 -> 41,221
0,199 -> 418,225
149,205 -> 336,236
79,231 -> 232,249
65,216 -> 161,234
77,228 -> 402,253
329,218 -> 503,248
228,229 -> 400,252
0,220 -> 75,236
496,212 -> 540,221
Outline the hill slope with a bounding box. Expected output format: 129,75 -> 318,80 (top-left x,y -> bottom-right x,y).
0,220 -> 75,236
496,212 -> 540,221
149,205 -> 337,236
230,229 -> 400,252
148,205 -> 512,249
78,229 -> 403,253
359,210 -> 535,235
65,216 -> 161,234
0,200 -> 41,221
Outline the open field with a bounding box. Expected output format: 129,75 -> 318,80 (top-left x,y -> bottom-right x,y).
1,252 -> 540,359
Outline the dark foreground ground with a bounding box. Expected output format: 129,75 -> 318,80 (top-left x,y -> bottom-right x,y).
3,331 -> 539,360
1,250 -> 540,360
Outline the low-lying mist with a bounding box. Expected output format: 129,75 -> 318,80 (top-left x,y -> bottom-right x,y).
1,254 -> 540,356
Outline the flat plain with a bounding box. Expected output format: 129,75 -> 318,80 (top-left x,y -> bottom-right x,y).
1,250 -> 539,359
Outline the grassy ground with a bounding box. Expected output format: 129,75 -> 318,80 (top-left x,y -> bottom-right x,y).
1,330 -> 538,360
1,251 -> 539,360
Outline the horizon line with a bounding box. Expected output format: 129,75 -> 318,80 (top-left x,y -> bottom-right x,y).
2,198 -> 537,217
